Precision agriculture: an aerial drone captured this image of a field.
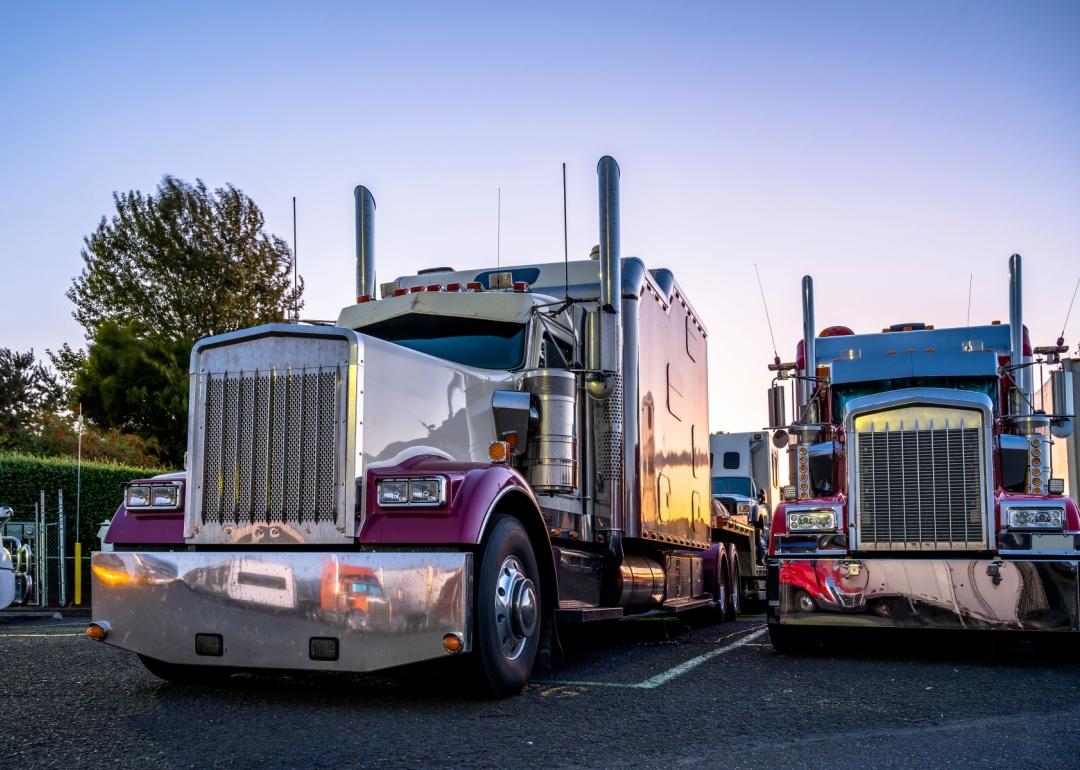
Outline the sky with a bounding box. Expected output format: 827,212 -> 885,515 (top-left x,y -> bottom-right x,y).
2,1 -> 1078,432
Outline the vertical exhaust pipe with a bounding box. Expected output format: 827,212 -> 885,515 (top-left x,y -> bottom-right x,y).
1009,253 -> 1030,416
596,155 -> 623,549
598,157 -> 622,317
800,275 -> 817,423
354,185 -> 376,300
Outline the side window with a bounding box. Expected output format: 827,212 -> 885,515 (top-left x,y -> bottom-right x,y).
539,333 -> 571,369
723,451 -> 740,470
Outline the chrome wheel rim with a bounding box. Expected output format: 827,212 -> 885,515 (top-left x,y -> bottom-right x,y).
494,555 -> 537,660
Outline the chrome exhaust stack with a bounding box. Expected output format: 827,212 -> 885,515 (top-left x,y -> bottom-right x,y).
800,275 -> 818,423
354,185 -> 376,300
1008,253 -> 1031,416
593,155 -> 624,550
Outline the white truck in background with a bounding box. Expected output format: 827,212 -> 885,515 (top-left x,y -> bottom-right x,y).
709,432 -> 777,556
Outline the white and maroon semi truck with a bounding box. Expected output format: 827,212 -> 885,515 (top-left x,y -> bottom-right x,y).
88,156 -> 757,695
764,256 -> 1079,650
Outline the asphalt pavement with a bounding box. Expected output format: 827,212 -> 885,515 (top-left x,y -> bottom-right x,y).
1,612 -> 1078,769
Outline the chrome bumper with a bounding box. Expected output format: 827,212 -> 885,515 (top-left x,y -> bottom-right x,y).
91,550 -> 472,671
771,558 -> 1079,632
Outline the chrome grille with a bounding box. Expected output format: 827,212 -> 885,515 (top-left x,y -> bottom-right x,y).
199,367 -> 341,530
855,416 -> 986,551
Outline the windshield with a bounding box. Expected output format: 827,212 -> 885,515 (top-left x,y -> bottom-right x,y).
360,314 -> 528,370
347,581 -> 382,596
831,376 -> 998,422
711,477 -> 752,497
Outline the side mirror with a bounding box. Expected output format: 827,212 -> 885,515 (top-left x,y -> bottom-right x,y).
0,506 -> 12,521
1050,369 -> 1074,439
767,384 -> 786,429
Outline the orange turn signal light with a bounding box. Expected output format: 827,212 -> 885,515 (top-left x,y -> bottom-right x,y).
489,441 -> 511,464
443,633 -> 463,654
86,622 -> 110,641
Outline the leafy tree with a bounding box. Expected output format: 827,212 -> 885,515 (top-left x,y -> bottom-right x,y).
31,412 -> 164,468
0,349 -> 62,449
67,175 -> 303,342
71,321 -> 191,464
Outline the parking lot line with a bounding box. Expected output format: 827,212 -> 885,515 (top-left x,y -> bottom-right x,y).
0,633 -> 85,638
536,624 -> 768,690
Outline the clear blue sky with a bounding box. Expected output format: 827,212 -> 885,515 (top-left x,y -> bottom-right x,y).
2,1 -> 1078,431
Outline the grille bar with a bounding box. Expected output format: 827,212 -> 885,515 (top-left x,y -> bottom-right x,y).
200,366 -> 341,531
856,414 -> 985,551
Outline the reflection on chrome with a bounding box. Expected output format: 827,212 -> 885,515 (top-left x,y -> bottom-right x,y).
779,558 -> 1078,632
91,550 -> 472,672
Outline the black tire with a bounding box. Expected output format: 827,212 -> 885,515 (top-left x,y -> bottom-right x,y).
137,655 -> 235,684
767,622 -> 813,654
474,515 -> 542,698
713,551 -> 731,623
724,545 -> 741,621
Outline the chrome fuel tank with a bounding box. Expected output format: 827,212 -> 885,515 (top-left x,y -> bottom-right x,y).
522,369 -> 577,494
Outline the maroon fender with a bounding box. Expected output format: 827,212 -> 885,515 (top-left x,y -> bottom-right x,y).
359,455 -> 547,546
104,471 -> 187,546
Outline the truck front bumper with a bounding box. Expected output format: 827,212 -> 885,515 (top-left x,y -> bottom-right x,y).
90,550 -> 472,671
769,557 -> 1079,632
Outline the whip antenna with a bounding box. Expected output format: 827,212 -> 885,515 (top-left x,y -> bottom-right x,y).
754,263 -> 779,363
966,273 -> 973,329
497,187 -> 501,268
1059,275 -> 1080,345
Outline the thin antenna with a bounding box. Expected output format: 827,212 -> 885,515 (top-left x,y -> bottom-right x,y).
562,163 -> 569,298
292,196 -> 298,322
497,187 -> 501,268
1059,275 -> 1080,343
754,264 -> 779,362
966,273 -> 973,329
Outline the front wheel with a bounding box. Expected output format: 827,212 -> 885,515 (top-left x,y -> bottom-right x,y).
473,515 -> 542,697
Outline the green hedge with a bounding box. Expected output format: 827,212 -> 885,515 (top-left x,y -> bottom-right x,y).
0,451 -> 171,546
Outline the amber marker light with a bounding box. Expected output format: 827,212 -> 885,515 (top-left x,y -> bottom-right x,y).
86,622 -> 110,641
488,440 -> 511,464
443,633 -> 464,654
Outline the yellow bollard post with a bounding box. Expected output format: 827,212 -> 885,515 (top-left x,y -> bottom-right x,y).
75,542 -> 82,605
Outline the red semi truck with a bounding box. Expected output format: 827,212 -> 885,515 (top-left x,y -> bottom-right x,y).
88,156 -> 762,695
764,256 -> 1079,649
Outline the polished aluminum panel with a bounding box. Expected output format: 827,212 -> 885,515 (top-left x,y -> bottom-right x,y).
846,389 -> 994,551
776,557 -> 1078,632
91,550 -> 472,672
635,279 -> 711,545
186,326 -> 359,546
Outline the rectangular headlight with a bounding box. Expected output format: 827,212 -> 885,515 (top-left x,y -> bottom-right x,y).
1007,507 -> 1064,530
409,478 -> 444,504
376,478 -> 447,508
736,503 -> 752,515
125,485 -> 150,508
787,508 -> 837,532
377,480 -> 409,505
151,484 -> 181,508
